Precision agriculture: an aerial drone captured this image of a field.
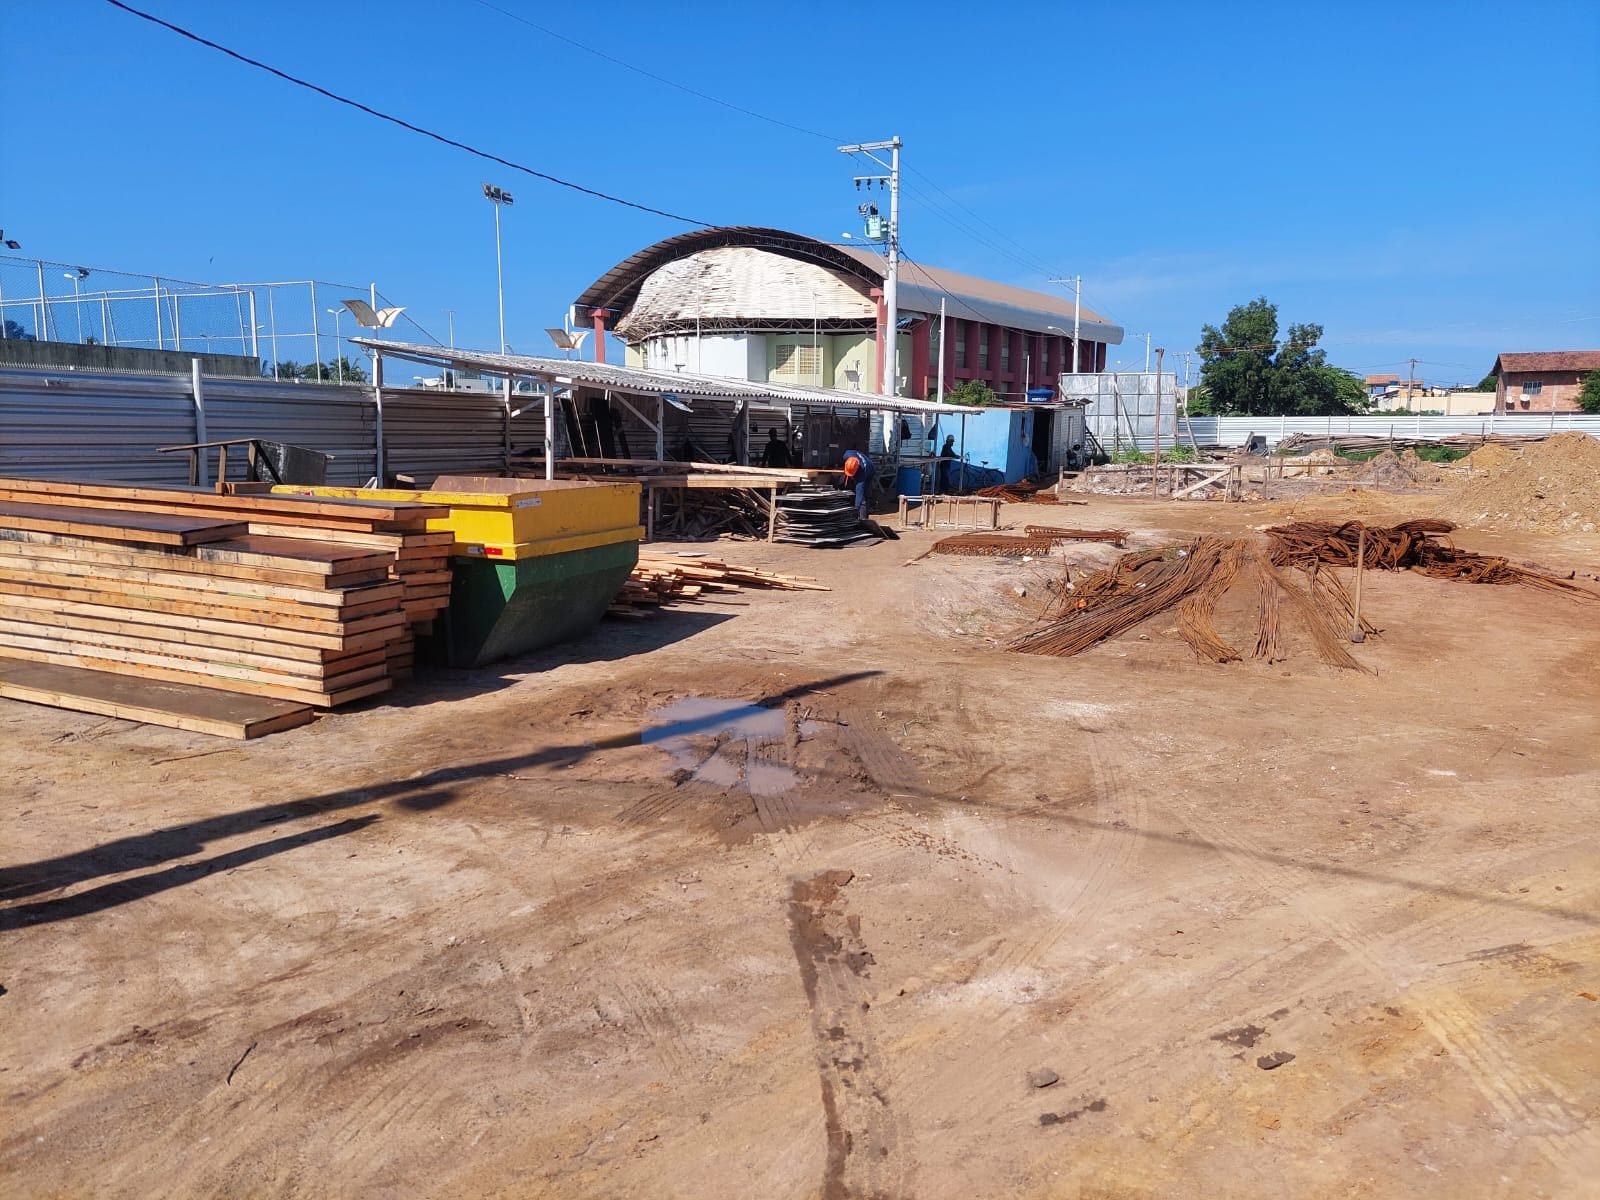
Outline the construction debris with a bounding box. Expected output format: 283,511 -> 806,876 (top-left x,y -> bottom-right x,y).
1023,525 -> 1129,544
611,552 -> 829,614
932,533 -> 1058,558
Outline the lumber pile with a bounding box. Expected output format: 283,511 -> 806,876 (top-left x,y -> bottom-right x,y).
611,552 -> 828,614
0,478 -> 450,730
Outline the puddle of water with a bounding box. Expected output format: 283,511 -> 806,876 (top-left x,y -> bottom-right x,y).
643,698 -> 797,795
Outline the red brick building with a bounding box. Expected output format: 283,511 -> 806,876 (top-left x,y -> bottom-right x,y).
1490,350 -> 1600,414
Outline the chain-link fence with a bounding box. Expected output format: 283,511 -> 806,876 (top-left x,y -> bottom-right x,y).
0,254 -> 439,379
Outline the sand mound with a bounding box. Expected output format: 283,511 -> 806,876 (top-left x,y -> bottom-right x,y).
1444,432 -> 1600,532
1460,442 -> 1521,473
1355,449 -> 1419,488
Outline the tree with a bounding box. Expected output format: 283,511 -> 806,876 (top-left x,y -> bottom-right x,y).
1195,297 -> 1369,416
946,378 -> 999,407
1579,369 -> 1600,415
1475,372 -> 1498,392
302,357 -> 369,384
2,319 -> 35,342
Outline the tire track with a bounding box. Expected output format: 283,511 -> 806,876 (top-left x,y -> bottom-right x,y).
787,869 -> 906,1200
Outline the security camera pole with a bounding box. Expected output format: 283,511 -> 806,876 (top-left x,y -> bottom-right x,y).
482,183 -> 514,354
837,137 -> 901,398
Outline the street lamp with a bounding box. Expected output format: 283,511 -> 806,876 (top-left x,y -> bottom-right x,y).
482,183 -> 514,354
325,307 -> 345,384
63,268 -> 89,343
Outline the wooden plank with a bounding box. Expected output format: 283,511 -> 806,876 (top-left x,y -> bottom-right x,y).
0,477 -> 447,525
0,577 -> 404,634
0,644 -> 392,707
0,499 -> 244,547
195,534 -> 396,575
0,620 -> 389,680
0,602 -> 403,661
0,552 -> 402,607
0,659 -> 314,739
0,592 -> 401,652
0,534 -> 390,590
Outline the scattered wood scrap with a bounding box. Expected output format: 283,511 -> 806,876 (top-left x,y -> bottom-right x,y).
611,553 -> 829,615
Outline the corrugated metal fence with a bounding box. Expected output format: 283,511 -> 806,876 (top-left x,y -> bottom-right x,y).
0,365 -> 548,486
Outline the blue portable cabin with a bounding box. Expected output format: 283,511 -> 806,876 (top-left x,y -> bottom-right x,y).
927,406 -> 1037,487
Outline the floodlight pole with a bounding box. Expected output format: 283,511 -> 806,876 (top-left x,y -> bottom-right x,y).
493,199 -> 506,355
484,184 -> 513,356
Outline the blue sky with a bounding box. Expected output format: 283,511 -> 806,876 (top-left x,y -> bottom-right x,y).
3,0 -> 1597,386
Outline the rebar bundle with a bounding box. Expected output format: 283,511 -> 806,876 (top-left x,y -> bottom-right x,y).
1266,519 -> 1598,600
1009,516 -> 1598,668
932,533 -> 1055,557
1023,525 -> 1129,544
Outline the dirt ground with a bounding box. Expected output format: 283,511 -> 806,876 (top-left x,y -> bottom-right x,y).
4,490 -> 1599,1199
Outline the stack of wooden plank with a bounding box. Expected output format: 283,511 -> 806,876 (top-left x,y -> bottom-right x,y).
0,478 -> 450,735
611,552 -> 829,614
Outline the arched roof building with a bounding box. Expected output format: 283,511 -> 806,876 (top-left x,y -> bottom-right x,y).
573,227 -> 1121,403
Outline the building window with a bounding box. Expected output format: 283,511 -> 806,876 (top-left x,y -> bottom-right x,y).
1000,336 -> 1011,372
954,320 -> 966,368
774,341 -> 822,382
979,329 -> 990,370
1523,380 -> 1543,394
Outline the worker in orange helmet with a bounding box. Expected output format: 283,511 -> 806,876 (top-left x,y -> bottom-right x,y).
841,449 -> 875,521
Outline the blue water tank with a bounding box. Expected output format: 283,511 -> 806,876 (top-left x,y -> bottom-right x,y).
895,465 -> 923,496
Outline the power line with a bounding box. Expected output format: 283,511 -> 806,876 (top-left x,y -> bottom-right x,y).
467,0 -> 1079,288
103,0 -> 713,227
470,0 -> 843,144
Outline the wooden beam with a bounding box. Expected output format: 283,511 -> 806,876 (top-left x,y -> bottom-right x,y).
0,659 -> 314,739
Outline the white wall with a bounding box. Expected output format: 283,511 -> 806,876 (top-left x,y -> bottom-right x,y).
641,333 -> 758,380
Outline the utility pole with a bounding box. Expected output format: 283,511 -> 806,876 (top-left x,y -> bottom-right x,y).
483,183 -> 515,354
936,296 -> 946,400
1151,347 -> 1165,499
1405,356 -> 1418,408
1141,332 -> 1151,373
1048,276 -> 1084,371
838,136 -> 902,396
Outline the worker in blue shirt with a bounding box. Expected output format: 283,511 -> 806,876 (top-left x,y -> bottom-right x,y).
841,449 -> 875,521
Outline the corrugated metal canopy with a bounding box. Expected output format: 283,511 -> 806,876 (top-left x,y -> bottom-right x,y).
355,338 -> 976,415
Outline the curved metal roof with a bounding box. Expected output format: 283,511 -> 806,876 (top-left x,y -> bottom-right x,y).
574,225 -> 1122,344
575,227 -> 879,316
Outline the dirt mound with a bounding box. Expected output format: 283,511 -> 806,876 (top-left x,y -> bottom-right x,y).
1444,432 -> 1600,532
1354,449 -> 1419,488
1460,442 -> 1521,473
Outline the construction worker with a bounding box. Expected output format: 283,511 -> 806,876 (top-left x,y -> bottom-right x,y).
841,449 -> 875,521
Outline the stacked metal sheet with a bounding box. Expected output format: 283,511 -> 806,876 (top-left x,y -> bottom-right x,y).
773,489 -> 882,548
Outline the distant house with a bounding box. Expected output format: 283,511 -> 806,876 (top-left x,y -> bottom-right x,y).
1489,351 -> 1600,414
